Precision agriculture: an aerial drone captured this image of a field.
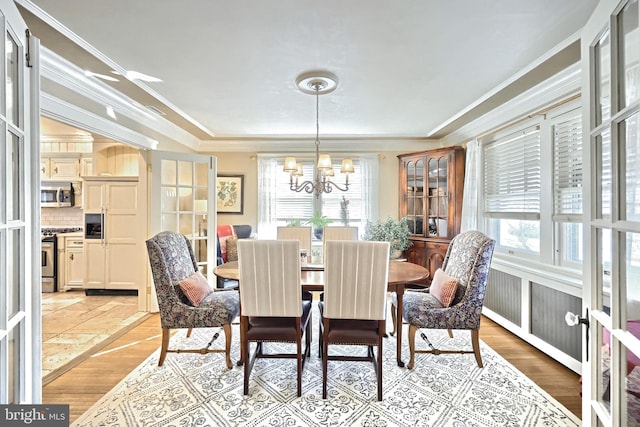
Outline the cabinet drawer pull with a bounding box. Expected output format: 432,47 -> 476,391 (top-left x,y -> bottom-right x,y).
70,253 -> 74,261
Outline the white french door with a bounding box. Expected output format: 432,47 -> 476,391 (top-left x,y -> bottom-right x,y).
582,0 -> 640,425
0,0 -> 39,403
149,151 -> 218,295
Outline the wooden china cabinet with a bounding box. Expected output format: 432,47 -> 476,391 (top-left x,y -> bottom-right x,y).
398,146 -> 465,282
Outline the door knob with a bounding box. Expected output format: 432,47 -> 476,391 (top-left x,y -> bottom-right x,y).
565,310 -> 589,361
565,311 -> 589,327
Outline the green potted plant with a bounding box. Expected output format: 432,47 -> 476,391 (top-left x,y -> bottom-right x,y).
306,211 -> 332,240
363,217 -> 412,258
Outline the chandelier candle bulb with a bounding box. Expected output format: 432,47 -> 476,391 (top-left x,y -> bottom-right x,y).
341,158 -> 354,174
317,153 -> 333,169
283,157 -> 297,172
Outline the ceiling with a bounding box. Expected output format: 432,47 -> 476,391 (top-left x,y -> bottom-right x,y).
19,0 -> 599,147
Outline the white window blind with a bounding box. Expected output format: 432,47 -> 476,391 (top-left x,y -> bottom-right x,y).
258,155 -> 376,238
483,126 -> 541,219
321,157 -> 362,224
275,159 -> 314,221
274,157 -> 363,224
553,112 -> 583,221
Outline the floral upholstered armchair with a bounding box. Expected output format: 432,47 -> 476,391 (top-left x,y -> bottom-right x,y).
391,230 -> 495,369
146,231 -> 239,369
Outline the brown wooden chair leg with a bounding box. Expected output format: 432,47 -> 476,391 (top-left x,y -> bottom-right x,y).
322,319 -> 329,399
158,328 -> 170,366
377,321 -> 383,401
223,323 -> 233,369
447,329 -> 454,338
241,317 -> 250,395
318,316 -> 323,358
471,329 -> 483,368
296,320 -> 303,397
186,327 -> 193,338
390,303 -> 397,336
407,324 -> 417,370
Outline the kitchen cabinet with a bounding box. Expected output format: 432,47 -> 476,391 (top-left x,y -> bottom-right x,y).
398,146 -> 465,281
40,155 -> 81,180
80,156 -> 93,176
83,177 -> 142,290
56,233 -> 85,291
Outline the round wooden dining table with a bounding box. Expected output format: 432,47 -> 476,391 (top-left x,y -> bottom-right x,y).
213,259 -> 429,367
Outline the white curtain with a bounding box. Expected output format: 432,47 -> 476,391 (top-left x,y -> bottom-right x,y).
460,139 -> 479,232
359,154 -> 379,224
257,156 -> 278,239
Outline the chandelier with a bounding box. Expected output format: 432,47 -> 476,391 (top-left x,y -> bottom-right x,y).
284,71 -> 354,198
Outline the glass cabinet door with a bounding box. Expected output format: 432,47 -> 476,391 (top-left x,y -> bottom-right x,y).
427,156 -> 449,238
404,159 -> 424,235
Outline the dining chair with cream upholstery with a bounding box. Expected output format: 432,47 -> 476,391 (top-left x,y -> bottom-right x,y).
320,240 -> 390,401
277,226 -> 312,264
237,239 -> 312,397
391,230 -> 495,369
146,231 -> 240,369
322,226 -> 359,241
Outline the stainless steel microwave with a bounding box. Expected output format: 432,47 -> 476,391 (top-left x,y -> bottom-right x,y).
41,182 -> 76,207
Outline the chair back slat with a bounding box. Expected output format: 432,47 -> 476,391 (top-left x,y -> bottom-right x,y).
238,240 -> 302,317
324,241 -> 389,320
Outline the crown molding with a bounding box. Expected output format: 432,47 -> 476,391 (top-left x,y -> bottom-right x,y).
39,46 -> 202,151
197,137 -> 442,153
440,62 -> 581,146
41,93 -> 160,150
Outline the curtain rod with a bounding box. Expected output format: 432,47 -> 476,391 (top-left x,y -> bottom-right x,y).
474,93 -> 581,142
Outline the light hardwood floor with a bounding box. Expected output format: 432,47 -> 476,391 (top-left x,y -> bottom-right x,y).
41,290 -> 145,384
42,313 -> 582,423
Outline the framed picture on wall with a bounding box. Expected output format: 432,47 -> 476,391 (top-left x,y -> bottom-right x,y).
216,174 -> 244,214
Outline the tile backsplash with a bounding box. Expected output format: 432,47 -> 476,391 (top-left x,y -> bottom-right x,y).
41,208 -> 83,228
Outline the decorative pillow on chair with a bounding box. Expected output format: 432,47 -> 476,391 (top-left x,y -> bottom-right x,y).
179,271 -> 213,306
430,268 -> 458,307
226,237 -> 239,262
217,225 -> 237,262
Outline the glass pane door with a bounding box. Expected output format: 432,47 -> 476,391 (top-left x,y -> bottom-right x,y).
428,156 -> 448,238
0,0 -> 37,404
150,151 -> 216,284
404,159 -> 424,235
582,0 -> 640,424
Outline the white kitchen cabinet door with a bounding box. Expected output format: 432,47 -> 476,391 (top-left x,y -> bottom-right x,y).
65,242 -> 84,289
84,241 -> 107,289
40,158 -> 50,179
49,157 -> 79,179
83,181 -> 105,213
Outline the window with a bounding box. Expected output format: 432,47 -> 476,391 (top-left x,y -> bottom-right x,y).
257,155 -> 378,239
483,125 -> 541,254
552,110 -> 583,266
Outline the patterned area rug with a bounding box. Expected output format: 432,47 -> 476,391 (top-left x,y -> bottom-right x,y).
73,310 -> 580,427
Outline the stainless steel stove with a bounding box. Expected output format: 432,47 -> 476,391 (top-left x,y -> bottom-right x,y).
41,227 -> 83,292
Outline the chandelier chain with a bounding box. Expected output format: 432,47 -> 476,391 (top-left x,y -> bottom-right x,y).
286,71 -> 352,197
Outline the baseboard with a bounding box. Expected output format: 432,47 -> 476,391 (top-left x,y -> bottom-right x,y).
85,289 -> 138,296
